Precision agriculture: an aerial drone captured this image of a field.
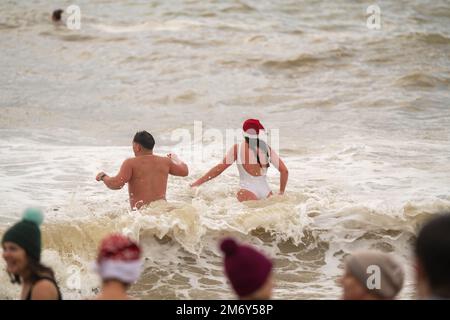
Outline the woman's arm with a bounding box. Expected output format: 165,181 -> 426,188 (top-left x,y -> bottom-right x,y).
270,148 -> 288,194
191,144 -> 238,187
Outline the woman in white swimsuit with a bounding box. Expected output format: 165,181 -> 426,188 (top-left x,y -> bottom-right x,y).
190,119 -> 289,202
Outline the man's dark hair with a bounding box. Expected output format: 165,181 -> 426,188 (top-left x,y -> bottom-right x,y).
52,9 -> 63,22
415,213 -> 450,298
133,131 -> 155,150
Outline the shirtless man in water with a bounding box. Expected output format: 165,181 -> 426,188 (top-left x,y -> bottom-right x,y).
96,131 -> 189,209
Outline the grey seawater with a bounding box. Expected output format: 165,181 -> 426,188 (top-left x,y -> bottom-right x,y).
0,0 -> 449,299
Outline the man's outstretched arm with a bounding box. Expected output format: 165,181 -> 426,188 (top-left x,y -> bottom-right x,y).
96,159 -> 132,190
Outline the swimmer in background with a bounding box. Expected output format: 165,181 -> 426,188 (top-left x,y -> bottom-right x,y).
51,9 -> 64,24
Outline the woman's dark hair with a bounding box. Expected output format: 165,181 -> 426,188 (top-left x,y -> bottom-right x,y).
244,137 -> 270,168
8,254 -> 56,285
133,131 -> 155,150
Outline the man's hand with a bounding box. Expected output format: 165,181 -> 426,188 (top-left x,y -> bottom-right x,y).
168,153 -> 189,177
167,153 -> 181,164
96,172 -> 108,182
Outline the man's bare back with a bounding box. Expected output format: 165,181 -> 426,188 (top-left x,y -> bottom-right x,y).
96,131 -> 188,209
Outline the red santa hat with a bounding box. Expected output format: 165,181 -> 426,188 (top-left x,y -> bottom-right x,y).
243,119 -> 265,138
94,234 -> 142,284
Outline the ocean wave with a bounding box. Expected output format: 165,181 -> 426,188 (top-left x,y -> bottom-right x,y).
413,5 -> 450,19
220,2 -> 256,14
395,72 -> 450,88
262,53 -> 322,69
409,32 -> 450,45
154,38 -> 225,48
9,196 -> 447,257
261,47 -> 354,71
57,34 -> 97,42
1,196 -> 447,299
0,23 -> 19,30
91,19 -> 203,34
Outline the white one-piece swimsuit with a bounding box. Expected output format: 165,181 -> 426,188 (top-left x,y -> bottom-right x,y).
236,143 -> 271,199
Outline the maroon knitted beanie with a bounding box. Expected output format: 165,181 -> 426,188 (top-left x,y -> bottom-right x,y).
220,238 -> 273,297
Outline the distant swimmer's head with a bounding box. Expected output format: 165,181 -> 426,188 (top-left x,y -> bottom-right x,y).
133,130 -> 155,155
52,9 -> 64,22
242,119 -> 265,138
94,234 -> 142,287
341,250 -> 404,300
220,238 -> 273,300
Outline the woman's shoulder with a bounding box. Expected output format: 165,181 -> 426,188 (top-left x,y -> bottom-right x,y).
33,278 -> 57,288
33,272 -> 59,290
30,278 -> 59,300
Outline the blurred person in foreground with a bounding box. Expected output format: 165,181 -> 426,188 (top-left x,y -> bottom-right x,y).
2,208 -> 62,300
93,234 -> 142,300
415,213 -> 450,300
340,250 -> 404,300
220,237 -> 273,299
